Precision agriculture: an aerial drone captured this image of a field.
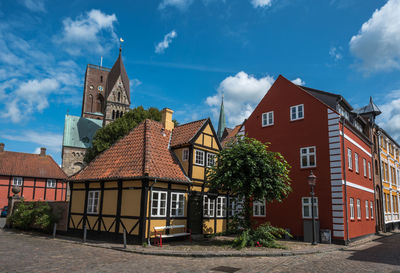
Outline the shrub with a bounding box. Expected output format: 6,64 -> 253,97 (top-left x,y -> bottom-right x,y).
232,223 -> 291,249
8,201 -> 57,232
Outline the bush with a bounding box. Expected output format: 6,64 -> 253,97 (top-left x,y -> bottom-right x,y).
232,223 -> 291,249
8,201 -> 57,232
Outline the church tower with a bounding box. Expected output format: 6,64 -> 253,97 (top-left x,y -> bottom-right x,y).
103,47 -> 131,125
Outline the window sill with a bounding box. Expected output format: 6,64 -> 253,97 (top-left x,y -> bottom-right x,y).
194,163 -> 205,167
290,118 -> 304,122
262,124 -> 274,128
253,215 -> 266,218
300,166 -> 317,169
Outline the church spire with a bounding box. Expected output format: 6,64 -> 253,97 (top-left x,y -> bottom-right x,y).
217,94 -> 226,140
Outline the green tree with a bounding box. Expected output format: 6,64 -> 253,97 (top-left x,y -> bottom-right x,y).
84,106 -> 175,164
207,136 -> 291,230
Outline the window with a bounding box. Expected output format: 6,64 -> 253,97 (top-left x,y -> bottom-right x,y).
262,111 -> 274,127
46,179 -> 56,188
253,200 -> 266,217
12,177 -> 23,186
363,159 -> 367,177
355,153 -> 359,173
195,150 -> 205,166
302,197 -> 319,219
350,198 -> 354,219
182,149 -> 189,161
151,191 -> 167,217
348,149 -> 353,170
365,200 -> 369,219
357,199 -> 361,219
354,121 -> 363,132
207,153 -> 216,167
229,196 -> 243,217
370,201 -> 374,219
290,104 -> 304,121
368,162 -> 372,179
87,191 -> 100,214
216,196 -> 227,217
203,195 -> 215,217
170,193 -> 184,217
300,146 -> 316,168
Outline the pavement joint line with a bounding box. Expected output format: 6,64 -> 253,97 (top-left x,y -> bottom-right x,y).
2,228 -> 399,258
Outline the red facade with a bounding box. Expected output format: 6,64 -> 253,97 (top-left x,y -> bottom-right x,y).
245,76 -> 375,243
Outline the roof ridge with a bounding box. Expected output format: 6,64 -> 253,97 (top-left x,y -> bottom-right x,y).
175,118 -> 207,128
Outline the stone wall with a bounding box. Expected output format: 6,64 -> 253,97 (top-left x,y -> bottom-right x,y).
62,146 -> 86,177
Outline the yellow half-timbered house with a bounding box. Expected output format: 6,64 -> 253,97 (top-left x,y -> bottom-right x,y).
68,108 -> 226,243
378,128 -> 400,231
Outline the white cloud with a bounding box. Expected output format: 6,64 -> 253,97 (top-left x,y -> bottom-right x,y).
155,30 -> 177,54
34,147 -> 41,154
206,71 -> 275,126
131,78 -> 142,88
291,78 -> 305,86
0,131 -> 63,153
329,46 -> 343,61
251,0 -> 272,8
2,78 -> 60,123
58,9 -> 118,56
377,90 -> 400,143
349,0 -> 400,72
159,0 -> 194,10
19,0 -> 46,12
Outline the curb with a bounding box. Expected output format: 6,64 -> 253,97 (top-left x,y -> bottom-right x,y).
3,229 -> 397,258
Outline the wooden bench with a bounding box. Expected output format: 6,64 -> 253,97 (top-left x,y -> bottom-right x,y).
153,225 -> 191,247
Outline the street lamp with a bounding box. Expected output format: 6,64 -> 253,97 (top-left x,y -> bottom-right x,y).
308,171 -> 317,245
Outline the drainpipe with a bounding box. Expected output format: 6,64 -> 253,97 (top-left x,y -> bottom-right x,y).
340,117 -> 350,244
376,131 -> 386,232
369,121 -> 379,234
147,179 -> 157,245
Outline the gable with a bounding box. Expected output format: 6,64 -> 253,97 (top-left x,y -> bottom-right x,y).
192,121 -> 221,151
106,75 -> 129,105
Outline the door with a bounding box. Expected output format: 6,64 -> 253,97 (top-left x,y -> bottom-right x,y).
188,192 -> 203,234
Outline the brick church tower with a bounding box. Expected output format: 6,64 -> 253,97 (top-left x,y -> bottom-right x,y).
81,48 -> 131,125
62,49 -> 131,177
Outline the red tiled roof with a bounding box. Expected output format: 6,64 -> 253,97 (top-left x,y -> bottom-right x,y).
0,151 -> 67,179
170,119 -> 207,148
221,124 -> 241,147
71,119 -> 189,182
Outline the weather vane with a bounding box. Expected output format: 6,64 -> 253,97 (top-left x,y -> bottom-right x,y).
119,37 -> 124,52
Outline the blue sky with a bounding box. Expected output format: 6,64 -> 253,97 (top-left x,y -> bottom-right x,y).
1,0 -> 400,165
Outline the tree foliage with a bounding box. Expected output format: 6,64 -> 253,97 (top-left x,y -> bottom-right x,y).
84,106 -> 176,164
207,136 -> 291,229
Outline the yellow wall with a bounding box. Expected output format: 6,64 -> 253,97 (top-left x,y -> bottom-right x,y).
102,190 -> 117,215
173,147 -> 189,174
70,190 -> 85,213
121,189 -> 141,216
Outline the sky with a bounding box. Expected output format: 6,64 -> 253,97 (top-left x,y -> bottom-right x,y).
1,0 -> 400,165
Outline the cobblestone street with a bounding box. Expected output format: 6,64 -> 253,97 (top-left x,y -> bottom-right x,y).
1,230 -> 400,273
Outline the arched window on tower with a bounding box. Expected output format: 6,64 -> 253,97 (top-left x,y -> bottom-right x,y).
88,94 -> 93,113
120,112 -> 123,118
96,95 -> 104,113
112,110 -> 115,120
118,92 -> 121,102
116,110 -> 120,119
375,160 -> 379,175
100,75 -> 103,82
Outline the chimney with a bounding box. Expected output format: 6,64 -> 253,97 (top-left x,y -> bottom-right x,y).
161,108 -> 174,131
40,147 -> 46,157
0,143 -> 4,152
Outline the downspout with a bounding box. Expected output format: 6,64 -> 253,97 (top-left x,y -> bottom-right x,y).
370,124 -> 378,234
376,130 -> 386,232
147,179 -> 157,245
340,117 -> 350,244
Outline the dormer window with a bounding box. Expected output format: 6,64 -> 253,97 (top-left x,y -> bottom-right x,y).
13,177 -> 23,186
354,121 -> 362,132
337,104 -> 349,120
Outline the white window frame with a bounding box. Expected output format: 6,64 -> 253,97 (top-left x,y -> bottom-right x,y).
12,177 -> 23,186
151,191 -> 167,217
368,162 -> 372,179
350,198 -> 354,219
355,153 -> 359,173
290,104 -> 304,121
300,146 -> 316,168
170,192 -> 185,217
194,150 -> 205,166
182,149 -> 189,161
216,196 -> 227,217
365,200 -> 369,219
87,190 -> 100,214
357,199 -> 361,219
203,195 -> 215,217
301,197 -> 319,219
348,148 -> 353,170
253,200 -> 266,217
46,179 -> 56,188
363,158 -> 367,177
262,111 -> 274,127
370,201 -> 374,219
207,153 -> 216,168
228,196 -> 244,217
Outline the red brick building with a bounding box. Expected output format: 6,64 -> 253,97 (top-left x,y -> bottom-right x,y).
245,76 -> 375,243
0,143 -> 67,208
